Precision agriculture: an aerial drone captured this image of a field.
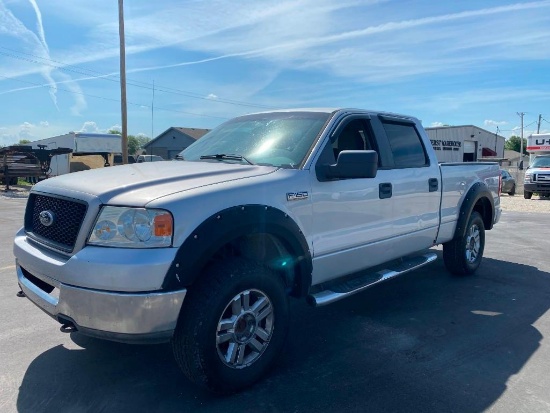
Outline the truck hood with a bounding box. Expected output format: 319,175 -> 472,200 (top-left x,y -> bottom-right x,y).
33,161 -> 278,205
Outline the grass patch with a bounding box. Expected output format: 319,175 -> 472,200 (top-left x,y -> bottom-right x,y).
17,178 -> 33,186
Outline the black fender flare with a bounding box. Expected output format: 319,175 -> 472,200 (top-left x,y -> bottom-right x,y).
453,182 -> 495,240
162,204 -> 312,297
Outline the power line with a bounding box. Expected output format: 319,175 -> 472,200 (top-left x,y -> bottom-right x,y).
0,46 -> 277,110
0,74 -> 229,121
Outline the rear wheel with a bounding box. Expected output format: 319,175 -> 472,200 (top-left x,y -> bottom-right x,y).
172,258 -> 289,394
508,184 -> 515,196
524,191 -> 533,199
443,211 -> 485,276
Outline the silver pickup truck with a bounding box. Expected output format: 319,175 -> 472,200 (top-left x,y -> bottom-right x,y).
14,108 -> 501,393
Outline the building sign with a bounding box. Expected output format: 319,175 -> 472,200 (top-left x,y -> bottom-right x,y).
527,134 -> 550,152
430,140 -> 462,151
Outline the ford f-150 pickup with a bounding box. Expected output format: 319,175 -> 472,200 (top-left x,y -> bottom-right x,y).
14,108 -> 501,393
524,154 -> 550,199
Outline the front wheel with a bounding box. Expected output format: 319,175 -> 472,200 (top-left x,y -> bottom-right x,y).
524,191 -> 533,199
443,211 -> 485,276
508,184 -> 515,196
172,258 -> 289,394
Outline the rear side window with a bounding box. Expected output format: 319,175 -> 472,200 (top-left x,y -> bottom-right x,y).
382,121 -> 428,168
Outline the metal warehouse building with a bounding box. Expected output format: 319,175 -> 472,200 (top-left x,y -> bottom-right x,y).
425,125 -> 505,163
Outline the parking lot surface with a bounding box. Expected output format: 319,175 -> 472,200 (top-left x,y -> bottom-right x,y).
1,195 -> 549,413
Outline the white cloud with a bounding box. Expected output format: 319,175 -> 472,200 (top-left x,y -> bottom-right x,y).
207,94 -> 218,100
431,122 -> 445,127
78,121 -> 101,133
0,121 -> 75,145
19,122 -> 35,139
484,120 -> 508,127
109,124 -> 122,133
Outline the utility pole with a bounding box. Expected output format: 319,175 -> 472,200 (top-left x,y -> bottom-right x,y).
517,112 -> 525,170
537,114 -> 542,134
118,0 -> 128,164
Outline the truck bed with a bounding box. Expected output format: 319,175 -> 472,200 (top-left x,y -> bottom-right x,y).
437,162 -> 501,244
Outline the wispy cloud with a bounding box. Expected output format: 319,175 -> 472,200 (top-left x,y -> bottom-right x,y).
28,0 -> 48,53
485,120 -> 508,127
0,1 -> 56,107
3,1 -> 550,87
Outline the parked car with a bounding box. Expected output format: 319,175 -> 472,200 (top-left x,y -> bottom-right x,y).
500,169 -> 516,195
137,155 -> 164,163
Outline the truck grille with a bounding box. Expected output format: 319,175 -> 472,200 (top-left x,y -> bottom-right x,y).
25,194 -> 88,252
535,173 -> 550,182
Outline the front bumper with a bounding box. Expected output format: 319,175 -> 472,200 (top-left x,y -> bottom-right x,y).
524,183 -> 550,193
14,228 -> 186,344
17,263 -> 186,343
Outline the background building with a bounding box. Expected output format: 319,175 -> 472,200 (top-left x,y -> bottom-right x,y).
143,127 -> 210,160
425,125 -> 505,163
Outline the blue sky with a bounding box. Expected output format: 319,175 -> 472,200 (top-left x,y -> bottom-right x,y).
1,0 -> 550,146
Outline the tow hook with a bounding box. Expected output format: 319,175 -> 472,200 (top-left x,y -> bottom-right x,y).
16,290 -> 26,297
60,323 -> 77,333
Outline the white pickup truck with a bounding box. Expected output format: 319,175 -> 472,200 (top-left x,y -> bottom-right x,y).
14,108 -> 501,393
524,154 -> 550,199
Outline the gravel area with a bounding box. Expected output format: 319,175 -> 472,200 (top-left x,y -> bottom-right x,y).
1,185 -> 31,199
499,193 -> 550,213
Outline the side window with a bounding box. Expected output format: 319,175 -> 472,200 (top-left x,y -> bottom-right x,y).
332,119 -> 380,164
381,121 -> 428,168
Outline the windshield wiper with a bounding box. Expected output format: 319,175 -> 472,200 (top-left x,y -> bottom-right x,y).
199,154 -> 255,165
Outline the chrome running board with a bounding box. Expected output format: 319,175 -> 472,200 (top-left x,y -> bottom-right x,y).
307,252 -> 437,307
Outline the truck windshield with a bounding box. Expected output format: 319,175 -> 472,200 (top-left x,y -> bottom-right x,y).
180,112 -> 330,168
531,157 -> 550,168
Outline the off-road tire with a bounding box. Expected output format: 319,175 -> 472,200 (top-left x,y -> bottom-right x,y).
172,257 -> 289,394
443,211 -> 485,276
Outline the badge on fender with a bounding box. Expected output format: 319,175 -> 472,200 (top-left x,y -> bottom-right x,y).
287,192 -> 309,201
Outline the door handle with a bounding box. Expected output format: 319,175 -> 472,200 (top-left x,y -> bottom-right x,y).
379,183 -> 392,199
429,178 -> 439,192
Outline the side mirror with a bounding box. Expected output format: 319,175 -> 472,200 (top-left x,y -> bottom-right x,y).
317,150 -> 378,181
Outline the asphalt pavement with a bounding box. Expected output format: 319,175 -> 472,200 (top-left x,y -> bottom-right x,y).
1,195 -> 549,413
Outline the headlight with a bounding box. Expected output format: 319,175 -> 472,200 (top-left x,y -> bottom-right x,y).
88,206 -> 173,248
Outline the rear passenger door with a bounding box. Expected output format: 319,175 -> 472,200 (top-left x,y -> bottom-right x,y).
376,115 -> 440,250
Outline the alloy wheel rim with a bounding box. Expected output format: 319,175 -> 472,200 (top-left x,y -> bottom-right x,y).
465,224 -> 481,264
216,289 -> 274,369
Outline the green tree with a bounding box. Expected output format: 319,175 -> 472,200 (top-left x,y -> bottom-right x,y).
108,130 -> 150,155
18,139 -> 31,144
504,135 -> 528,154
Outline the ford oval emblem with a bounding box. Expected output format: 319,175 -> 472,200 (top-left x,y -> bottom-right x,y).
39,210 -> 55,227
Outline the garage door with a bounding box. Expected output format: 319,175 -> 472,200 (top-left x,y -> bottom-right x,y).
464,140 -> 476,153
